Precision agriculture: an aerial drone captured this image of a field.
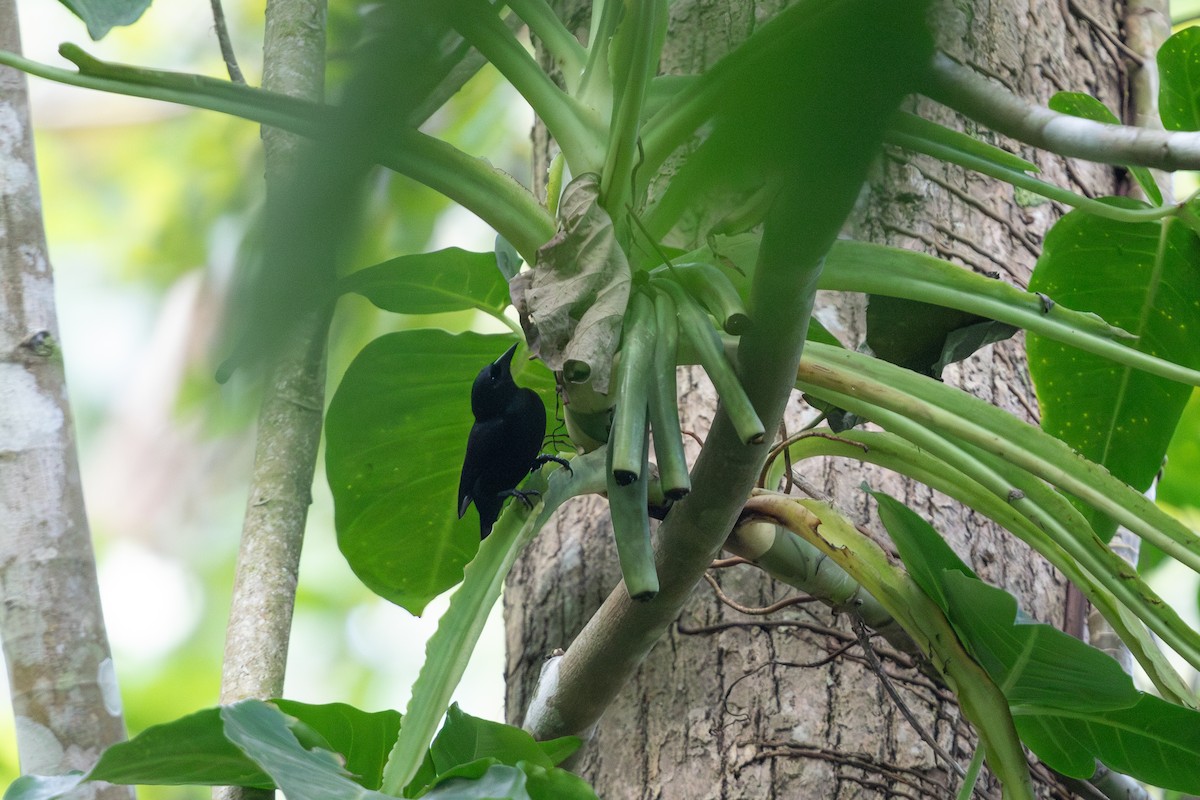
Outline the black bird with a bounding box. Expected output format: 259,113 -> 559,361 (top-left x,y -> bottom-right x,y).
458,343 -> 547,538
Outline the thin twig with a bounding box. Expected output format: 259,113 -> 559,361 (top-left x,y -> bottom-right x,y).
851,617 -> 969,784
758,429 -> 868,488
703,572 -> 818,615
209,0 -> 246,84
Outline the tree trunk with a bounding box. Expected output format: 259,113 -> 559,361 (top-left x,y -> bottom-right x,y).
0,0 -> 132,794
506,1 -> 1132,797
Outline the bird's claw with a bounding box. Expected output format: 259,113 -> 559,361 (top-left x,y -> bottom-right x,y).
533,454 -> 573,475
500,488 -> 541,509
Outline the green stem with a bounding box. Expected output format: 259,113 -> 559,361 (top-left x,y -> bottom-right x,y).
799,342 -> 1200,576
381,453 -> 595,794
956,748 -> 986,800
819,241 -> 1200,387
610,291 -> 656,483
507,0 -> 587,86
795,370 -> 1200,677
783,429 -> 1196,704
887,130 -> 1178,224
654,279 -> 764,444
600,0 -> 663,224
576,0 -> 620,113
606,424 -> 659,600
445,0 -> 604,173
0,47 -> 556,262
647,291 -> 690,499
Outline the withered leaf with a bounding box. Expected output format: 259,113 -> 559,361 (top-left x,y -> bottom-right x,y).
511,173 -> 631,392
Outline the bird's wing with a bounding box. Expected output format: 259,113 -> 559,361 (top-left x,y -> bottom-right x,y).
458,418 -> 496,517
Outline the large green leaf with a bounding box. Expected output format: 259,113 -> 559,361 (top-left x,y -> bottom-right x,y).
1014,693 -> 1200,791
1159,26 -> 1200,131
1160,389 -> 1200,510
938,575 -> 1200,791
88,707 -> 271,789
325,329 -> 554,614
420,765 -> 529,799
57,0 -> 151,39
273,701 -> 401,790
429,705 -> 561,774
1,701 -> 402,799
940,574 -> 1141,714
1027,206 -> 1200,539
867,489 -> 977,612
874,491 -> 1142,714
1047,92 -> 1162,205
221,702 -> 393,800
339,248 -> 510,316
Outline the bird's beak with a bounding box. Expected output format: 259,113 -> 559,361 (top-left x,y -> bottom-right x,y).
494,342 -> 519,372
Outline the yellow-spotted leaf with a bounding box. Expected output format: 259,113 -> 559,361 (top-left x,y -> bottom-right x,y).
1027,203 -> 1200,539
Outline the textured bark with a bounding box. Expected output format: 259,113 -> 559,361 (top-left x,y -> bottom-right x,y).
0,0 -> 131,794
506,1 -> 1129,798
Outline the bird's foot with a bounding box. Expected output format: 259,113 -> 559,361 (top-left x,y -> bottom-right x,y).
500,488 -> 541,509
533,454 -> 573,475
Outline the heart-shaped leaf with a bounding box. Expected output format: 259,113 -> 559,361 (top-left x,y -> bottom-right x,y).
325,330 -> 553,614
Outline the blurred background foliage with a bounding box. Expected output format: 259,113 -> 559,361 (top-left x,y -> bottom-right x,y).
1,0 -> 1199,797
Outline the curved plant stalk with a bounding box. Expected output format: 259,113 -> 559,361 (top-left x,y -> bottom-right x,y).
575,0 -> 621,115
799,343 -> 1200,576
923,52 -> 1200,172
743,494 -> 1036,800
818,241 -> 1200,387
610,291 -> 656,483
647,291 -> 690,498
0,47 -> 556,262
652,261 -> 751,334
653,279 -> 765,444
507,0 -> 587,87
886,129 -> 1181,224
794,367 -> 1200,677
442,0 -> 604,173
600,0 -> 665,221
724,516 -> 912,649
778,430 -> 1195,705
379,454 -> 595,796
606,423 -> 659,600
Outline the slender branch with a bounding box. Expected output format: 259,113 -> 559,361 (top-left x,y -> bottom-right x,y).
208,0 -> 246,84
849,617 -> 967,781
217,9 -> 326,800
924,51 -> 1200,171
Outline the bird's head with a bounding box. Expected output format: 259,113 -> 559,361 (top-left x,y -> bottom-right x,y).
470,342 -> 519,418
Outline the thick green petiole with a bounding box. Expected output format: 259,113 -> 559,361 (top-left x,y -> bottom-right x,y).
652,261 -> 751,334
648,291 -> 690,499
610,291 -> 658,484
654,279 -> 765,444
606,430 -> 659,601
